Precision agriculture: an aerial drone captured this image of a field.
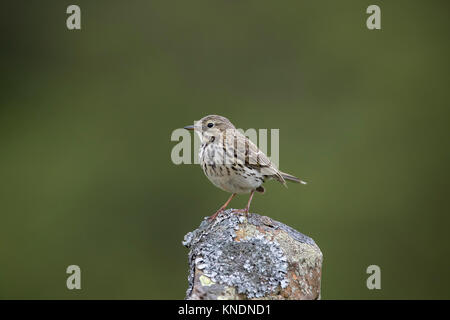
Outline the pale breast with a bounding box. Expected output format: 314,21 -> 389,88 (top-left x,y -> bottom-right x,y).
199,142 -> 264,194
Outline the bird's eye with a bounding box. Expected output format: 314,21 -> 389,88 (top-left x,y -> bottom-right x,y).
207,122 -> 214,128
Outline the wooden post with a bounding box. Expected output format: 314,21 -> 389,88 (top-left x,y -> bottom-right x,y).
183,209 -> 323,300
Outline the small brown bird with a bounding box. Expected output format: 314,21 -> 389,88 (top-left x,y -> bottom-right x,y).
184,115 -> 306,220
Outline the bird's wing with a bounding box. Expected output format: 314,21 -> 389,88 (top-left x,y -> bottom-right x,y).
231,131 -> 286,185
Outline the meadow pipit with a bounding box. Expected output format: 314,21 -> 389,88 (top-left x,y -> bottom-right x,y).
184,115 -> 306,220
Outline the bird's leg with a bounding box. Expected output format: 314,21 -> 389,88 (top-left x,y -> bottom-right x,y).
234,190 -> 255,217
244,190 -> 255,216
209,193 -> 237,220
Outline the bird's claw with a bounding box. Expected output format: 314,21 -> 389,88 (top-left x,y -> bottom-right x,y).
232,208 -> 249,217
208,209 -> 224,221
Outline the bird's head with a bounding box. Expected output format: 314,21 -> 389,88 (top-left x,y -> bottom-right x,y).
184,115 -> 235,142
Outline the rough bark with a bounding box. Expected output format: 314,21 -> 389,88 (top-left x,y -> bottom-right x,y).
183,209 -> 323,300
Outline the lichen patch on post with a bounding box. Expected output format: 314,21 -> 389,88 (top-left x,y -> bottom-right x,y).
199,275 -> 214,286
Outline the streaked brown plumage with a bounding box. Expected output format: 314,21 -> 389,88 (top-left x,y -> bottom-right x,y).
184,115 -> 306,220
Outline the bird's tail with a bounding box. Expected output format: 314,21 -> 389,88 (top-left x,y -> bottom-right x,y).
280,171 -> 307,185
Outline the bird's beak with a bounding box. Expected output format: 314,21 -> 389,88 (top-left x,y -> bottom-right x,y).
184,125 -> 195,131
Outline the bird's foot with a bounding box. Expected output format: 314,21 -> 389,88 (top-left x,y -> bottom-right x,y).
232,208 -> 249,218
208,208 -> 224,221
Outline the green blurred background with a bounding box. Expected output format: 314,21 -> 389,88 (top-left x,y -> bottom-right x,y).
1,0 -> 449,299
